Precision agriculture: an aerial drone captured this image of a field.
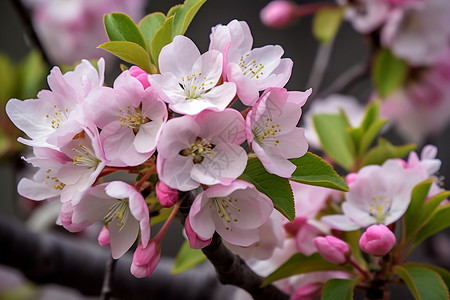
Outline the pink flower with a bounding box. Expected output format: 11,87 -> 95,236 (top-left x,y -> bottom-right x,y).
129,66 -> 150,89
246,88 -> 310,178
71,181 -> 150,259
321,159 -> 421,231
209,20 -> 293,106
157,109 -> 247,191
313,236 -> 351,264
260,1 -> 298,28
359,224 -> 396,256
84,70 -> 167,166
188,180 -> 274,247
343,0 -> 391,33
291,282 -> 322,300
155,181 -> 178,208
148,35 -> 236,115
6,59 -> 105,149
185,214 -> 212,249
131,241 -> 161,278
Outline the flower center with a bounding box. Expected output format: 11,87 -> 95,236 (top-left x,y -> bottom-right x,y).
71,132 -> 100,169
239,53 -> 265,79
211,196 -> 241,231
44,168 -> 66,190
369,196 -> 392,224
179,137 -> 215,164
103,199 -> 130,233
252,116 -> 281,147
117,104 -> 150,133
46,105 -> 69,130
181,72 -> 215,100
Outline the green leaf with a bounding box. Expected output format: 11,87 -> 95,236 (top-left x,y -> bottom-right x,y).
171,0 -> 207,36
0,129 -> 10,157
358,119 -> 388,157
139,12 -> 166,65
362,138 -> 415,166
344,230 -> 367,269
394,265 -> 449,300
322,278 -> 360,300
262,253 -> 352,286
404,179 -> 433,238
104,13 -> 147,50
99,41 -> 152,73
312,6 -> 343,44
373,48 -> 408,98
359,100 -> 380,131
312,113 -> 355,171
171,240 -> 207,274
150,16 -> 174,71
239,156 -> 295,221
289,152 -> 349,192
0,53 -> 18,102
18,50 -> 47,99
414,204 -> 450,246
417,190 -> 450,226
402,262 -> 450,290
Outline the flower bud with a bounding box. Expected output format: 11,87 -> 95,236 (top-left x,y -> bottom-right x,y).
156,181 -> 178,208
98,226 -> 110,247
359,224 -> 396,256
313,236 -> 350,264
131,241 -> 161,278
129,66 -> 150,89
291,282 -> 322,300
260,1 -> 297,28
185,215 -> 212,249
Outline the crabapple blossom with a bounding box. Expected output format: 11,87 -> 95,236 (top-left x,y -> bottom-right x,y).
6,58 -> 105,149
188,180 -> 274,247
71,181 -> 150,259
359,224 -> 396,256
129,66 -> 151,89
155,181 -> 178,208
131,241 -> 161,278
246,88 -> 310,178
84,70 -> 167,166
342,0 -> 391,33
321,159 -> 422,231
157,109 -> 247,191
18,125 -> 107,205
185,214 -> 212,249
313,236 -> 351,264
209,20 -> 293,106
148,35 -> 236,115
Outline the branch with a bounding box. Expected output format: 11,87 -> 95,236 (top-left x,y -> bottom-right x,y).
0,214 -> 235,300
306,40 -> 335,96
177,191 -> 290,300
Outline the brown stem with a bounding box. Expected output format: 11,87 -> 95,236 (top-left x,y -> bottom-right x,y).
100,257 -> 117,300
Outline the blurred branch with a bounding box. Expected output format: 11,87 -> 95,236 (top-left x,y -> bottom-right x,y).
0,214 -> 234,300
100,257 -> 116,300
307,39 -> 335,96
177,191 -> 289,300
10,0 -> 52,67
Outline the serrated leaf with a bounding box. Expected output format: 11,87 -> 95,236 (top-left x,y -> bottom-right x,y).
262,253 -> 352,286
104,13 -> 147,50
312,6 -> 343,44
171,240 -> 207,274
150,16 -> 174,71
404,179 -> 433,239
99,41 -> 152,73
394,265 -> 449,300
239,156 -> 295,221
322,278 -> 360,300
139,12 -> 166,65
373,48 -> 408,98
172,0 -> 207,36
362,138 -> 415,166
358,119 -> 388,157
402,263 -> 450,290
414,204 -> 450,246
289,152 -> 349,192
312,113 -> 355,171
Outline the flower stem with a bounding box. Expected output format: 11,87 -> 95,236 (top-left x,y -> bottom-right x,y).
135,165 -> 156,191
154,200 -> 182,243
350,257 -> 373,281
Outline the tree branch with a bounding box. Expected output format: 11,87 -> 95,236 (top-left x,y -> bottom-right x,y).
177,191 -> 289,300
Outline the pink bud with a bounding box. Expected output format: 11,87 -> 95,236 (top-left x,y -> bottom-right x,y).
291,282 -> 322,300
313,236 -> 351,264
345,173 -> 358,185
131,241 -> 161,278
260,1 -> 297,28
185,215 -> 212,249
156,181 -> 178,208
129,66 -> 150,89
359,224 -> 396,256
98,226 -> 110,247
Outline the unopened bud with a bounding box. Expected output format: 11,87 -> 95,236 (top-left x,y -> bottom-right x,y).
359,224 -> 396,256
313,235 -> 351,264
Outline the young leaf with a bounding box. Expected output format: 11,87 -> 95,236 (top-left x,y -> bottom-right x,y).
373,48 -> 408,98
171,240 -> 207,274
404,179 -> 433,239
312,6 -> 343,44
17,50 -> 47,99
0,53 -> 18,102
239,156 -> 295,221
394,265 -> 449,300
401,262 -> 450,290
359,100 -> 380,131
312,113 -> 356,171
262,253 -> 352,286
417,190 -> 450,226
150,16 -> 174,71
104,13 -> 147,51
98,41 -> 152,73
171,0 -> 207,36
362,138 -> 415,166
289,152 -> 349,192
357,119 -> 388,157
414,204 -> 450,246
139,12 -> 166,63
322,278 -> 360,300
